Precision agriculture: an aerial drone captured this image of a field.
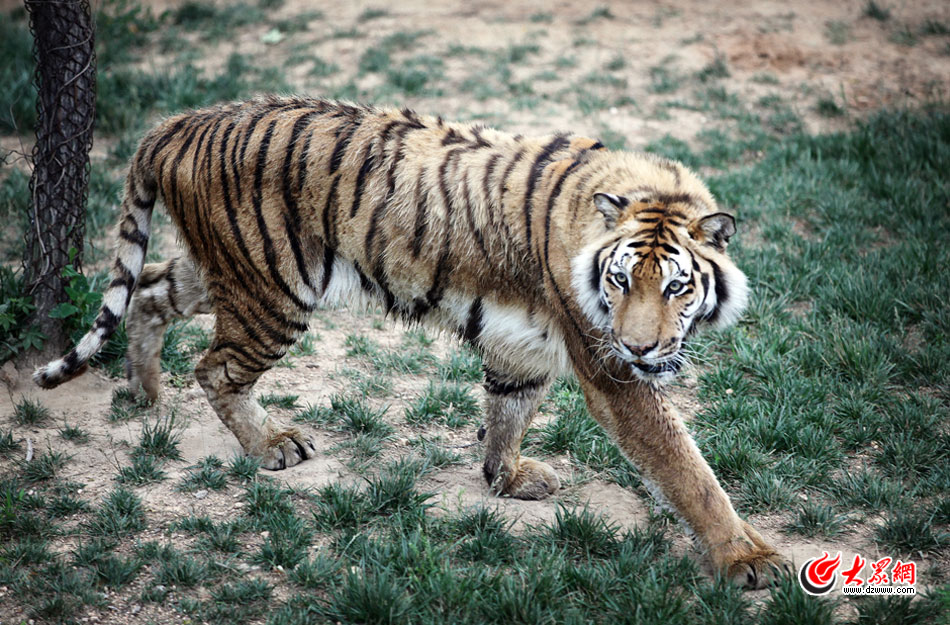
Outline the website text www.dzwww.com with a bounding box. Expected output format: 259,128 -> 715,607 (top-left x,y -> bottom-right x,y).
842,585 -> 917,596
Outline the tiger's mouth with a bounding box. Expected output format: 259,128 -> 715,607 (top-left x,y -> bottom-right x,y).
631,358 -> 682,376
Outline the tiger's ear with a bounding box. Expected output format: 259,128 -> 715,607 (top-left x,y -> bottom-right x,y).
689,212 -> 736,251
593,193 -> 629,229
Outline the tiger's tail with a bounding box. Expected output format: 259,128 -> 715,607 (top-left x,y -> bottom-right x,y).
33,143 -> 157,390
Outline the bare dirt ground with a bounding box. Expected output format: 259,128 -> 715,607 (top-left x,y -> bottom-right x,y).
2,0 -> 949,622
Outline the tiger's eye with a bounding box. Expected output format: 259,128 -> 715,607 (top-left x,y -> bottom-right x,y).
667,280 -> 684,294
614,273 -> 627,286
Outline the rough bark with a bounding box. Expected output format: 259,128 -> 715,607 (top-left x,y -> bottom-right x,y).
21,0 -> 97,364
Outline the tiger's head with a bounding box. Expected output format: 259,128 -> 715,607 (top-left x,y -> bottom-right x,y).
571,188 -> 749,384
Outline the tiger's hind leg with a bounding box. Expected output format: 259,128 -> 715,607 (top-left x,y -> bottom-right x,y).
480,368 -> 558,500
126,257 -> 212,401
194,300 -> 317,470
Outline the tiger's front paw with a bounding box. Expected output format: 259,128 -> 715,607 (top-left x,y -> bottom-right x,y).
712,521 -> 793,589
486,457 -> 560,500
253,427 -> 318,470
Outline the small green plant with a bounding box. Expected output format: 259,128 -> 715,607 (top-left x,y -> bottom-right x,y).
178,456 -> 228,492
816,96 -> 844,117
312,482 -> 370,530
863,0 -> 890,21
13,397 -> 51,426
920,19 -> 949,36
116,454 -> 167,485
345,333 -> 379,357
358,7 -> 388,22
696,53 -> 730,82
48,492 -> 89,517
109,388 -> 150,422
649,65 -> 682,93
438,348 -> 482,383
876,507 -> 947,554
405,382 -> 479,428
786,501 -> 847,537
228,454 -> 260,481
155,552 -> 208,587
92,554 -> 142,588
58,423 -> 89,443
0,429 -> 20,455
823,20 -> 852,45
87,487 -> 147,536
259,393 -> 300,409
290,552 -> 339,588
575,6 -> 614,26
253,513 -> 313,569
134,415 -> 182,460
21,450 -> 69,482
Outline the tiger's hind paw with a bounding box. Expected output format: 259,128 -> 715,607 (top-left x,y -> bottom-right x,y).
713,521 -> 793,589
257,428 -> 318,470
489,457 -> 560,500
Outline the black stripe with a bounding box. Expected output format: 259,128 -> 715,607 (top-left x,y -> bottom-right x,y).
350,143 -> 376,218
148,117 -> 188,167
197,116 -> 226,264
462,298 -> 483,343
94,306 -> 120,331
165,122 -> 203,220
212,341 -> 279,368
119,229 -> 148,248
189,121 -> 215,257
483,370 -> 546,396
251,118 -> 313,311
322,175 -> 340,248
410,176 -> 428,259
329,115 -> 362,174
590,141 -> 605,150
319,246 -> 335,294
220,302 -> 297,348
708,262 -> 727,324
523,134 -> 570,246
660,242 -> 679,255
541,159 -> 582,265
482,153 -> 501,206
281,111 -> 321,291
366,119 -> 423,268
442,128 -> 466,145
131,194 -> 152,210
540,155 -> 599,375
463,177 -> 490,262
424,149 -> 464,308
218,121 -> 269,285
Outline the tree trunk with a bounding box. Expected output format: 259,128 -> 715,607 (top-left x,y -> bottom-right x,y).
21,0 -> 96,364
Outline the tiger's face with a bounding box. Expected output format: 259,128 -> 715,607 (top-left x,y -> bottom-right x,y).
572,191 -> 749,384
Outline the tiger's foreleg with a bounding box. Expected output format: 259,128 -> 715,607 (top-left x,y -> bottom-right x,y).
194,302 -> 317,470
480,370 -> 559,500
577,376 -> 791,588
126,257 -> 212,401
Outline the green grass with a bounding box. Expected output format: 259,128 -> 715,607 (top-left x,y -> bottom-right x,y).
178,456 -> 228,492
116,453 -> 167,485
863,0 -> 890,21
405,382 -> 479,428
108,387 -> 150,422
13,397 -> 51,426
3,3 -> 950,619
133,414 -> 182,460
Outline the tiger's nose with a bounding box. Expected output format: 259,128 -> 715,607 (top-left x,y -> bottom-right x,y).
623,341 -> 657,357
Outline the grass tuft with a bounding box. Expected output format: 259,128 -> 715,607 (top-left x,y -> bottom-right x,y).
13,397 -> 51,426
404,382 -> 479,428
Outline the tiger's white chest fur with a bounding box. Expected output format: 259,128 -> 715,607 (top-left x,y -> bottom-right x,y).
319,257 -> 571,380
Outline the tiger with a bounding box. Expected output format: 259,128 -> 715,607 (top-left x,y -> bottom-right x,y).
34,95 -> 790,588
